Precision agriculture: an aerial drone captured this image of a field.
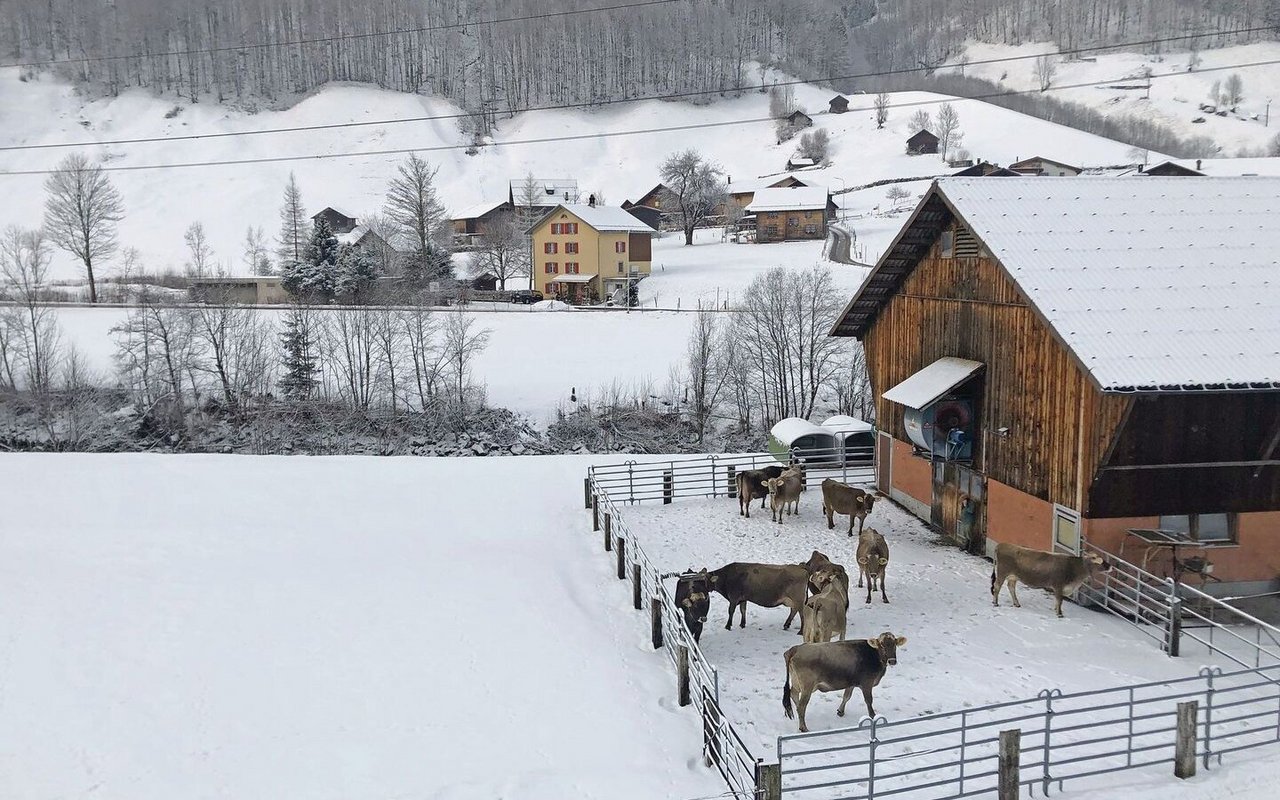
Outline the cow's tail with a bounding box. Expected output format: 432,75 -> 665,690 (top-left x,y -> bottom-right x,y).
782,648 -> 795,719
990,564 -> 997,596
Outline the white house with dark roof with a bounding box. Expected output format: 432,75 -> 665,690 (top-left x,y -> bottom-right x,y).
832,176 -> 1280,591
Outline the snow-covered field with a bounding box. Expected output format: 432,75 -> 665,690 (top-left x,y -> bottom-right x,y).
1,66 -> 1145,281
0,453 -> 725,799
949,41 -> 1280,155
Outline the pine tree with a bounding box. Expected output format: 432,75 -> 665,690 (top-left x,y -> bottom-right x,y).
277,173 -> 306,273
334,244 -> 377,302
278,307 -> 317,401
284,218 -> 339,302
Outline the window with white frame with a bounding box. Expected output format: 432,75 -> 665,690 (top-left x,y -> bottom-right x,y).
1053,504 -> 1081,554
1158,513 -> 1236,543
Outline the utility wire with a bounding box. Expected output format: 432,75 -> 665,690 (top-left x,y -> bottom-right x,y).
3,25 -> 1274,153
3,56 -> 1277,178
0,0 -> 683,69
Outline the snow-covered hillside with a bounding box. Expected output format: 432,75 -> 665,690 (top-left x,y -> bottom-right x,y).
949,41 -> 1280,155
1,68 -> 1147,281
0,453 -> 726,799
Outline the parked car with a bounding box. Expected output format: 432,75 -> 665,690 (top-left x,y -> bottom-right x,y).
510,290 -> 544,305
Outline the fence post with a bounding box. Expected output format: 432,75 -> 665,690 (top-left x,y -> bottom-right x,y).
1167,593 -> 1183,657
677,645 -> 691,706
603,513 -> 612,552
727,464 -> 737,498
663,468 -> 674,505
1038,688 -> 1061,795
755,761 -> 781,800
592,494 -> 600,531
1175,701 -> 1198,779
703,688 -> 721,768
651,598 -> 663,649
998,729 -> 1021,800
632,564 -> 642,610
616,537 -> 626,580
1201,666 -> 1221,768
583,476 -> 592,509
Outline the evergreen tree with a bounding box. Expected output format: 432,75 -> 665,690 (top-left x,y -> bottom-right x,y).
278,307 -> 317,401
277,173 -> 306,273
334,244 -> 378,303
284,218 -> 339,302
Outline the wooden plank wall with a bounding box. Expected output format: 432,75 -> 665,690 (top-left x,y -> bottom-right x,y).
863,221 -> 1128,514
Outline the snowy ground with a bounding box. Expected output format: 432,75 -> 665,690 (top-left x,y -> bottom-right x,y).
0,453 -> 725,800
949,41 -> 1280,156
622,495 -> 1232,750
1,66 -> 1145,282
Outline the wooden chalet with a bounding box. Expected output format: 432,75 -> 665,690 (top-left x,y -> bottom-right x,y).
312,207 -> 358,235
786,110 -> 814,129
906,129 -> 939,155
951,161 -> 1020,177
829,95 -> 850,114
832,177 -> 1280,592
1008,156 -> 1082,176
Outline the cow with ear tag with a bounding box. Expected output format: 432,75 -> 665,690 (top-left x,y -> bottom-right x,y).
674,569 -> 712,642
782,632 -> 907,733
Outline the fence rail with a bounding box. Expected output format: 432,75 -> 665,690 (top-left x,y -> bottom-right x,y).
583,448 -> 1280,800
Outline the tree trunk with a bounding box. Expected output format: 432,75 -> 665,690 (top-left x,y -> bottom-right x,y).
85,254 -> 98,304
684,225 -> 694,245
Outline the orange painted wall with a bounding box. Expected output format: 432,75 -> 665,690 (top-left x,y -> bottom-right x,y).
1085,512 -> 1280,584
986,478 -> 1055,551
890,438 -> 931,507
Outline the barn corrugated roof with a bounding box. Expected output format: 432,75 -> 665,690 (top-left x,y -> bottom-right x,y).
745,186 -> 830,212
833,177 -> 1280,393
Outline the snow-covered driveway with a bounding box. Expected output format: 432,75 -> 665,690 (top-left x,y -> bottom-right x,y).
0,454 -> 722,799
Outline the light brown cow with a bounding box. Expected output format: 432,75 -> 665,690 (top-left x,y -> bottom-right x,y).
782,632 -> 907,732
802,567 -> 849,643
821,479 -> 877,536
991,542 -> 1110,618
765,467 -> 804,524
855,528 -> 890,604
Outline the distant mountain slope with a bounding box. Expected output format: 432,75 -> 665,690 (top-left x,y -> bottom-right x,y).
2,69 -> 1149,280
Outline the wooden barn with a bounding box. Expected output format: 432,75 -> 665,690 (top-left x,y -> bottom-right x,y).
832,177 -> 1280,592
906,129 -> 939,155
829,95 -> 850,114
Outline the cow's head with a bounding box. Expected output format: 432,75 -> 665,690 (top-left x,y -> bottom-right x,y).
810,567 -> 837,591
867,632 -> 906,666
859,494 -> 877,516
765,477 -> 782,495
803,550 -> 832,573
678,570 -> 711,641
1084,551 -> 1111,573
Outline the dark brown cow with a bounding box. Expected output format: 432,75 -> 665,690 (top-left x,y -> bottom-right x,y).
707,562 -> 809,631
735,466 -> 784,518
800,550 -> 850,597
674,570 -> 712,642
855,528 -> 890,604
782,632 -> 907,732
820,479 -> 877,536
991,543 -> 1110,618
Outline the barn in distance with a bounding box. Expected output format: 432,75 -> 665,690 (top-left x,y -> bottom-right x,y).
832,177 -> 1280,595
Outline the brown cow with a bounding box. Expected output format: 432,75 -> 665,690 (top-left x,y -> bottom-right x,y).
802,568 -> 849,643
855,528 -> 890,604
735,465 -> 784,518
707,562 -> 809,631
765,467 -> 804,524
782,632 -> 907,732
821,479 -> 877,536
991,543 -> 1110,618
801,550 -> 850,597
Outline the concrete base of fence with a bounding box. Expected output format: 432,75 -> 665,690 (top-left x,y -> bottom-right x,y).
999,729 -> 1020,800
603,514 -> 612,552
632,564 -> 642,610
616,538 -> 626,579
726,465 -> 737,498
677,645 -> 691,706
651,598 -> 663,649
1176,701 -> 1198,779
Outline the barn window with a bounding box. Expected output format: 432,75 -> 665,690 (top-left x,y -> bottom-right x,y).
939,230 -> 955,257
1053,505 -> 1081,554
954,226 -> 980,258
1158,513 -> 1236,544
804,224 -> 817,234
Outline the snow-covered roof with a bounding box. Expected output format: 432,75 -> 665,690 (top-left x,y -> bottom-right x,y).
550,274 -> 595,284
509,178 -> 579,206
313,206 -> 356,220
335,226 -> 414,253
549,204 -> 656,233
821,415 -> 873,433
727,176 -> 808,196
882,358 -> 984,409
1145,158 -> 1280,177
838,177 -> 1280,393
744,186 -> 830,212
452,200 -> 509,221
788,157 -> 816,167
769,418 -> 833,446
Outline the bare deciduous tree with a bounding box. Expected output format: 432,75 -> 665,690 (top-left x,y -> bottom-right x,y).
874,92 -> 890,128
441,312 -> 491,416
936,102 -> 963,159
43,153 -> 124,304
0,226 -> 61,396
909,109 -> 932,133
659,149 -> 727,246
184,221 -> 214,277
685,310 -> 727,443
242,226 -> 272,275
885,185 -> 912,207
798,128 -> 831,162
385,153 -> 452,283
112,292 -> 197,438
1224,73 -> 1244,106
1033,54 -> 1057,91
469,215 -> 527,291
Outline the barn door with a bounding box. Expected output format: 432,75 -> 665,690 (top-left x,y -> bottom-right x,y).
932,462 -> 987,554
876,432 -> 892,495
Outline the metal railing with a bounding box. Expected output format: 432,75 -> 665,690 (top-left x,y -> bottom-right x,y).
588,469 -> 760,798
778,664 -> 1280,799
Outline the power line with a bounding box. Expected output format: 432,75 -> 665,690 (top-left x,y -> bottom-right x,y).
0,0 -> 682,69
4,56 -> 1277,178
4,25 -> 1274,153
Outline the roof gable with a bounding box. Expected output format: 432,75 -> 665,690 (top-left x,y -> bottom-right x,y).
834,177 -> 1280,392
907,129 -> 938,143
744,186 -> 830,212
530,204 -> 656,234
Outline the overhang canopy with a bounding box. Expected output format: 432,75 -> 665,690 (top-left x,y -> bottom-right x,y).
550,274 -> 596,284
882,357 -> 983,409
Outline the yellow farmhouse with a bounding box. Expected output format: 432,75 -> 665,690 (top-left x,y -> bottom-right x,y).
529,203 -> 655,304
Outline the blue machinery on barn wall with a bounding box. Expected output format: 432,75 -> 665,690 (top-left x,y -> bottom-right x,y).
584,452 -> 1280,800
